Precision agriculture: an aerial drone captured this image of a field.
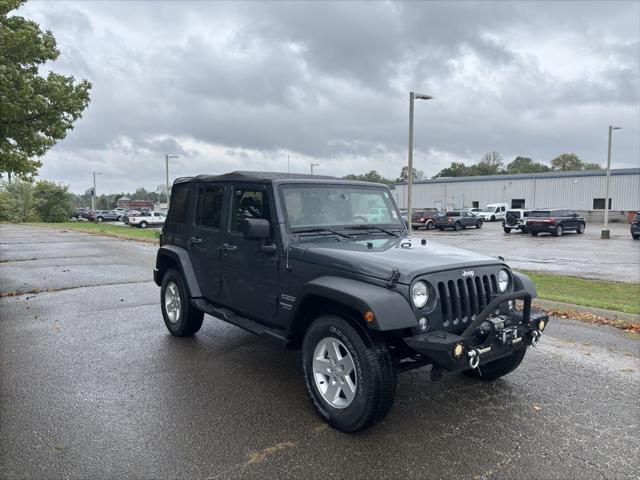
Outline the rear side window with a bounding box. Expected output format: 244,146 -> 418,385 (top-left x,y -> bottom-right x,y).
230,187 -> 270,232
195,185 -> 224,229
530,211 -> 550,217
167,185 -> 190,223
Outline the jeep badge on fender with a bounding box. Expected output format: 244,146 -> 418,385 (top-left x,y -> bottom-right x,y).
153,171 -> 549,432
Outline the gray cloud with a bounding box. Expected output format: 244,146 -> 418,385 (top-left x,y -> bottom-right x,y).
17,0 -> 640,193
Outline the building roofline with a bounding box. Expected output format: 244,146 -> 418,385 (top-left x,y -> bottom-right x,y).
391,167 -> 640,186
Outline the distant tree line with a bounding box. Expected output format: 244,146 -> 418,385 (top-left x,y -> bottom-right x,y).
343,152 -> 601,183
72,185 -> 168,210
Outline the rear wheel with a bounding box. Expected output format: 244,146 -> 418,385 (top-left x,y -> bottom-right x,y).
577,222 -> 585,234
632,234 -> 639,240
553,225 -> 563,237
97,216 -> 103,222
302,315 -> 396,432
426,220 -> 435,230
140,221 -> 148,228
463,347 -> 527,381
161,268 -> 204,336
503,227 -> 511,233
530,231 -> 538,236
438,227 -> 444,231
475,220 -> 483,229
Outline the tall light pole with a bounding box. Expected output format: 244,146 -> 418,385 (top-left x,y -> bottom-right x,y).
310,163 -> 320,175
92,172 -> 102,211
601,125 -> 622,239
407,92 -> 434,236
165,153 -> 179,206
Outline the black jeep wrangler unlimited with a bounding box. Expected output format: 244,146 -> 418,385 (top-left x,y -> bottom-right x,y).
154,172 -> 549,432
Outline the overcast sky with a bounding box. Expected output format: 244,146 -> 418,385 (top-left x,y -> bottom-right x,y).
19,0 -> 640,194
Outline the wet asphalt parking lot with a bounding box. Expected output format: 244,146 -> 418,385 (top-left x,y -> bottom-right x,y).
1,223 -> 639,479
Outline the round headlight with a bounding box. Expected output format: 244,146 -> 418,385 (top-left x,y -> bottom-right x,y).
411,281 -> 429,308
498,269 -> 510,292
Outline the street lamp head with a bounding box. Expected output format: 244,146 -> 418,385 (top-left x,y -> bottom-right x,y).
414,94 -> 434,100
167,154 -> 179,159
610,126 -> 622,130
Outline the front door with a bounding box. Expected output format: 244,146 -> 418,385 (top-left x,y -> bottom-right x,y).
221,184 -> 279,321
189,184 -> 226,302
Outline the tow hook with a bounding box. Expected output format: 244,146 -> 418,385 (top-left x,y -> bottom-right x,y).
467,346 -> 491,369
531,330 -> 542,347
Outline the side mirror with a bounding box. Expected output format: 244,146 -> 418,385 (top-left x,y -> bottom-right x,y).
241,218 -> 271,240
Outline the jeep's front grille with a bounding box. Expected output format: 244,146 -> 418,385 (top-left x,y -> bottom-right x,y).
437,274 -> 498,326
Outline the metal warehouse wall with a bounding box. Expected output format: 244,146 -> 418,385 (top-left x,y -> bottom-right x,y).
392,171 -> 640,211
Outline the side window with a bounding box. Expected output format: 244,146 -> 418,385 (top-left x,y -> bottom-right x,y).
167,185 -> 190,223
195,185 -> 224,229
500,206 -> 506,212
230,187 -> 270,232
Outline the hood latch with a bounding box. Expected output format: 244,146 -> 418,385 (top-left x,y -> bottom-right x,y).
386,268 -> 400,288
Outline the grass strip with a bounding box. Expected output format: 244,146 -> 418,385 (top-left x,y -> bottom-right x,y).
520,270 -> 640,315
27,222 -> 160,243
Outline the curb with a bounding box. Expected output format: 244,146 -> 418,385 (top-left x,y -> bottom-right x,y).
532,298 -> 640,324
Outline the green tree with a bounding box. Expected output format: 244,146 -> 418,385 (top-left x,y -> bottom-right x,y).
550,153 -> 583,171
0,0 -> 91,179
398,166 -> 425,182
0,179 -> 35,222
583,162 -> 602,170
433,162 -> 472,178
506,156 -> 551,173
32,180 -> 72,222
343,170 -> 392,184
471,151 -> 503,175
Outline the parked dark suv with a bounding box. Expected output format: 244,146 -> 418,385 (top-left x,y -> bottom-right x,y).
154,171 -> 548,432
631,212 -> 640,240
526,209 -> 586,237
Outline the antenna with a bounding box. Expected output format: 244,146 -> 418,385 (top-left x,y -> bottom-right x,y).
287,154 -> 290,177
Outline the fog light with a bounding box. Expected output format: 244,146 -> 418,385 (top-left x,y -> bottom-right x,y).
538,319 -> 546,331
418,317 -> 428,331
453,342 -> 464,358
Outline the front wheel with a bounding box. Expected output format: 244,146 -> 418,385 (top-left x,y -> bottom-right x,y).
161,268 -> 204,336
454,222 -> 462,231
97,217 -> 103,222
426,220 -> 435,230
530,231 -> 538,236
475,220 -> 483,229
140,221 -> 148,228
577,222 -> 585,234
632,234 -> 639,240
463,347 -> 527,381
302,315 -> 396,432
490,215 -> 496,222
503,227 -> 511,233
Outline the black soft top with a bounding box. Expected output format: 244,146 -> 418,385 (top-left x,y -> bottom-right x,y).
173,171 -> 385,188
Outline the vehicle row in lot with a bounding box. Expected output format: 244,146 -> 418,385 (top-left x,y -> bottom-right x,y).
434,210 -> 483,230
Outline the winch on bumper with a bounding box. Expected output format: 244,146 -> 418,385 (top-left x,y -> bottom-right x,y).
404,291 -> 549,372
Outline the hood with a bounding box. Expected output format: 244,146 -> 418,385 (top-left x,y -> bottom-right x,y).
292,236 -> 504,284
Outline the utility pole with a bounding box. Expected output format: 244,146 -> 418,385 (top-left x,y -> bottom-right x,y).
92,172 -> 102,211
601,125 -> 622,239
310,163 -> 320,175
407,92 -> 434,236
165,153 -> 179,206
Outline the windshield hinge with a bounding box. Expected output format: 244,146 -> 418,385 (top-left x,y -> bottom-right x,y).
386,268 -> 400,288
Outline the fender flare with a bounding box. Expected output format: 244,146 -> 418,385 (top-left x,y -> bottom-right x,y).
513,271 -> 537,298
155,245 -> 202,298
291,276 -> 417,331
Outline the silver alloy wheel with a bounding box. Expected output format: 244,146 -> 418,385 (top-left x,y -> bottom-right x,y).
312,337 -> 357,409
164,281 -> 181,324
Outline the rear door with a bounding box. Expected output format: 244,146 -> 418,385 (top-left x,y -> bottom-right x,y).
221,184 -> 279,321
189,183 -> 226,301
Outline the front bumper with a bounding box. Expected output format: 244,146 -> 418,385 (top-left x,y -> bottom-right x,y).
404,290 -> 548,373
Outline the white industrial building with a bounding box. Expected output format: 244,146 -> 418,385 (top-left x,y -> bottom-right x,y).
391,168 -> 640,221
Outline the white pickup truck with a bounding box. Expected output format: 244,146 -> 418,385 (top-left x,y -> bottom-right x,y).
128,212 -> 166,228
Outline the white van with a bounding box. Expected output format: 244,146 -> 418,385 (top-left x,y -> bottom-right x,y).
477,203 -> 509,221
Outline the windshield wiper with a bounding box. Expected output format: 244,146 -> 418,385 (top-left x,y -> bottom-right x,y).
294,228 -> 352,239
344,225 -> 400,237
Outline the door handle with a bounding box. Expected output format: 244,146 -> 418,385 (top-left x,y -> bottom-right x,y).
222,243 -> 238,252
190,236 -> 203,244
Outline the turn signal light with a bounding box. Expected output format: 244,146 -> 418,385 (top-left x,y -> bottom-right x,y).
364,310 -> 375,323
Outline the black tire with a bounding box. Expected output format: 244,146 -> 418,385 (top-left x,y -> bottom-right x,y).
97,216 -> 103,222
577,222 -> 585,234
438,227 -> 444,231
553,225 -> 563,237
117,216 -> 123,222
302,315 -> 396,432
160,268 -> 204,336
530,231 -> 538,236
490,215 -> 496,222
632,234 -> 639,240
503,227 -> 511,233
521,227 -> 528,234
426,220 -> 435,230
463,347 -> 527,381
140,221 -> 148,228
475,220 -> 483,229
454,222 -> 462,231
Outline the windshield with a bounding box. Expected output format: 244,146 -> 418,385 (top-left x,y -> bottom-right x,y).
482,206 -> 496,212
280,184 -> 403,230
